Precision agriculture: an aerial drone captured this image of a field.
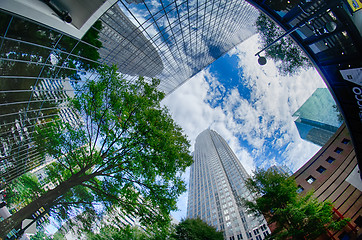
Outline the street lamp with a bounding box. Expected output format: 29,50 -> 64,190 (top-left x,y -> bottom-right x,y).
257,56 -> 267,65
255,22 -> 305,65
255,16 -> 337,65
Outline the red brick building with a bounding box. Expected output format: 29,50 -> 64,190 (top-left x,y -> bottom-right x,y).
293,124 -> 361,239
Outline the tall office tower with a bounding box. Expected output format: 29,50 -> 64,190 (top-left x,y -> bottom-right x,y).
98,0 -> 258,94
187,129 -> 270,240
99,4 -> 164,78
267,165 -> 292,176
293,88 -> 343,146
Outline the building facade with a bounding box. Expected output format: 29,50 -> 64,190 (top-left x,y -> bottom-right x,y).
187,129 -> 270,240
97,0 -> 258,94
293,88 -> 343,146
293,124 -> 362,239
98,4 -> 164,78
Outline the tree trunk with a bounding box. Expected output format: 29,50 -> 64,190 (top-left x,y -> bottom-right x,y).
0,174 -> 87,239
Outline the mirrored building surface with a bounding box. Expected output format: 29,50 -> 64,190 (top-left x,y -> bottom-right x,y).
99,0 -> 258,93
293,88 -> 343,146
187,129 -> 270,240
0,0 -> 258,184
99,4 -> 164,78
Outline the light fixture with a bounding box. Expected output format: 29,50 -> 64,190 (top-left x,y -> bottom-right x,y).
258,56 -> 267,65
325,21 -> 337,33
42,0 -> 72,23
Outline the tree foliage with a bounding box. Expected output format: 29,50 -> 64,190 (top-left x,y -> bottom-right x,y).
172,218 -> 223,240
87,225 -> 148,240
29,230 -> 63,240
256,14 -> 312,76
243,168 -> 349,240
0,65 -> 193,238
6,173 -> 44,208
0,12 -> 103,184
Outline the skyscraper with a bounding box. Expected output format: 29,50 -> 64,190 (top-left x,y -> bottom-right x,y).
98,0 -> 258,94
293,88 -> 343,146
99,4 -> 164,78
187,129 -> 270,240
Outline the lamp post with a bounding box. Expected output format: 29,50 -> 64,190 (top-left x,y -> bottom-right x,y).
255,18 -> 337,65
255,22 -> 305,65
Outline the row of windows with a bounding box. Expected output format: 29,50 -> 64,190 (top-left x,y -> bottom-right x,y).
298,138 -> 350,192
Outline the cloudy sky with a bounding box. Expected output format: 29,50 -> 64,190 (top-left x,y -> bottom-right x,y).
162,34 -> 328,221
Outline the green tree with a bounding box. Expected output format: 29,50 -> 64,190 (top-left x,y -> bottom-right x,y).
6,173 -> 44,209
243,168 -> 349,240
87,225 -> 148,240
0,65 -> 193,239
256,14 -> 312,76
0,11 -> 103,183
30,231 -> 51,240
29,230 -> 63,240
172,218 -> 223,240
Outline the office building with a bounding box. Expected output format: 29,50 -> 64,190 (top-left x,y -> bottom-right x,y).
267,165 -> 292,176
0,1 -> 258,184
98,4 -> 164,78
0,77 -> 80,184
98,0 -> 258,93
293,124 -> 361,239
293,88 -> 343,146
187,129 -> 270,240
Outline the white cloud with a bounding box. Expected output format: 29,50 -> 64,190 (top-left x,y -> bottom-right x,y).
164,34 -> 327,221
230,35 -> 325,169
162,69 -> 257,221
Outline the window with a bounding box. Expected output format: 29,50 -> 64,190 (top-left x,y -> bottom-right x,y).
259,224 -> 266,231
341,138 -> 350,144
297,185 -> 304,193
326,156 -> 335,164
306,176 -> 316,184
237,234 -> 243,240
338,232 -> 350,240
335,147 -> 343,154
316,166 -> 327,173
256,236 -> 262,240
354,215 -> 362,227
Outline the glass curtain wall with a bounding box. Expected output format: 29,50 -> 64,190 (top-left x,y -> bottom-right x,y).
188,129 -> 270,240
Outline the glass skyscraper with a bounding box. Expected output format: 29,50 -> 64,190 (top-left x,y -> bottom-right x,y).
187,129 -> 270,240
99,0 -> 258,94
0,1 -> 258,183
293,88 -> 343,146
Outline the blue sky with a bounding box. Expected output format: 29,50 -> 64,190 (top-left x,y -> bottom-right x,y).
162,34 -> 328,221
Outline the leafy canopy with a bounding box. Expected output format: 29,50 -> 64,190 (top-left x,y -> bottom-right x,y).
87,225 -> 148,240
172,218 -> 224,240
243,168 -> 349,240
0,65 -> 193,238
256,14 -> 312,76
